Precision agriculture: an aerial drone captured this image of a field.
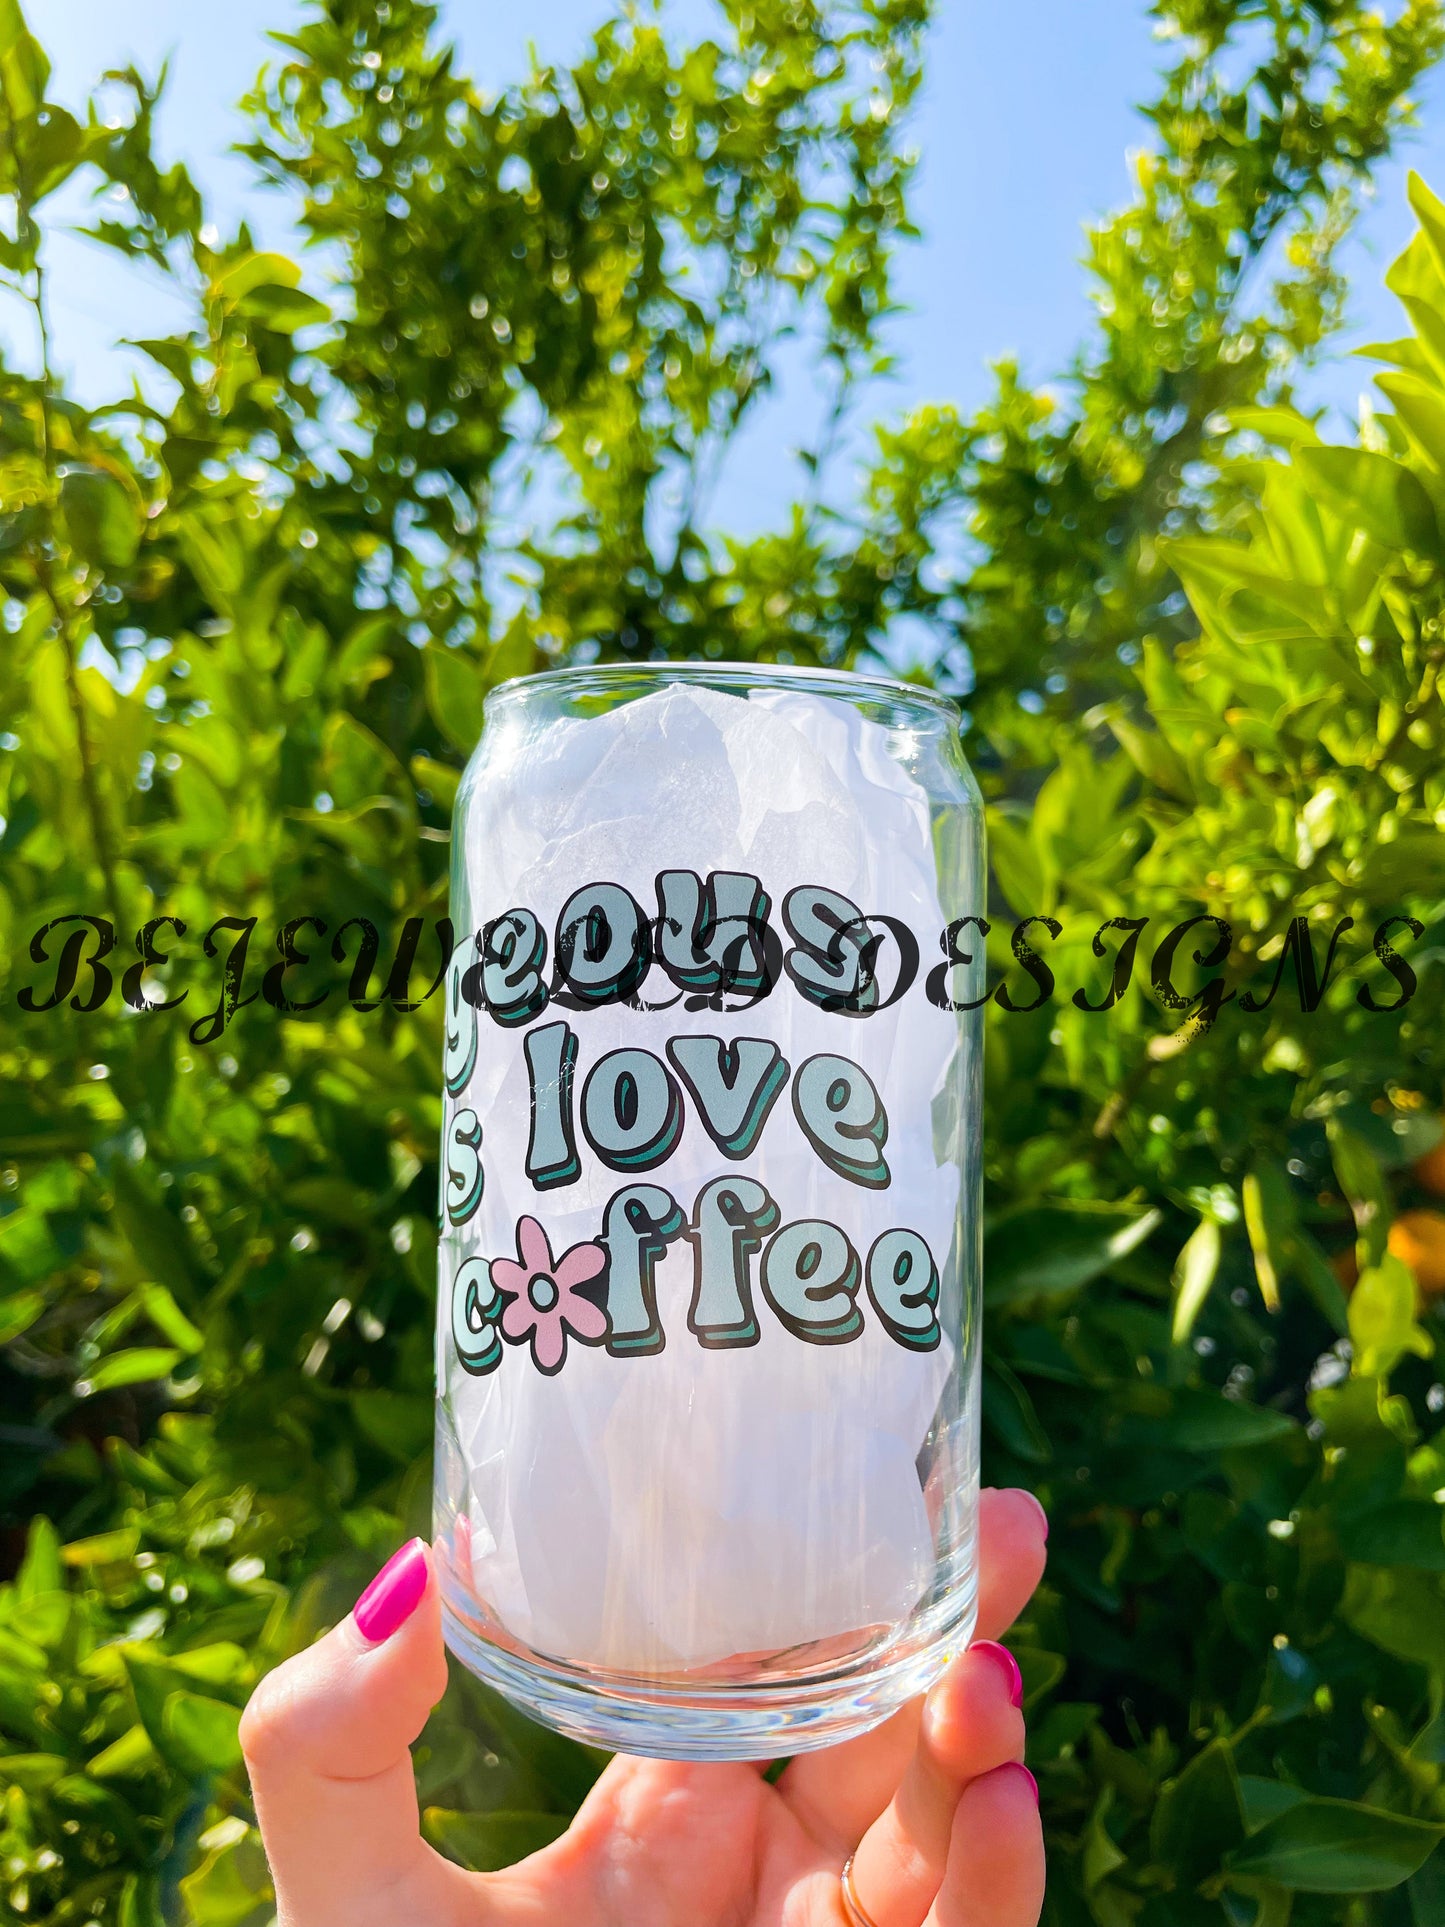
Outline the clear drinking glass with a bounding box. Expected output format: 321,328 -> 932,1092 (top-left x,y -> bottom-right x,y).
433,662 -> 985,1760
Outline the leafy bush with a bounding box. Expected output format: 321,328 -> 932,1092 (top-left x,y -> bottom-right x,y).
2,2 -> 1445,1923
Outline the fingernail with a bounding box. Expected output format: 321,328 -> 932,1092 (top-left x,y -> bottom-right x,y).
1001,1761 -> 1039,1805
973,1640 -> 1024,1709
1018,1488 -> 1049,1543
354,1538 -> 428,1644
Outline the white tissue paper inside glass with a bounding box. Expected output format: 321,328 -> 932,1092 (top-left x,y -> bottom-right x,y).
434,664 -> 985,1760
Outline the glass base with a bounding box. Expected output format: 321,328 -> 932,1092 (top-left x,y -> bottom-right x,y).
441,1591 -> 977,1762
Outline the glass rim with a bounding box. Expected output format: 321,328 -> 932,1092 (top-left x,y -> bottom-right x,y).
485,658 -> 963,724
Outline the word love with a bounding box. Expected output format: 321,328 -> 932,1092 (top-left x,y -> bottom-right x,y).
444,1024 -> 892,1208
450,1187 -> 942,1379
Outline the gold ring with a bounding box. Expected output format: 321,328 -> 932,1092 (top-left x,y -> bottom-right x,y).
840,1852 -> 883,1927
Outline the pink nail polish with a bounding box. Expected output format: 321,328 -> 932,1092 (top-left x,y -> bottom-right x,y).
354,1538 -> 428,1644
973,1640 -> 1025,1709
1018,1488 -> 1049,1543
1001,1761 -> 1039,1805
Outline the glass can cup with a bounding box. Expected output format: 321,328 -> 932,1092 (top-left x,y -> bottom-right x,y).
433,662 -> 985,1760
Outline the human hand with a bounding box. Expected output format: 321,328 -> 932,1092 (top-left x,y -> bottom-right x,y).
240,1487 -> 1048,1927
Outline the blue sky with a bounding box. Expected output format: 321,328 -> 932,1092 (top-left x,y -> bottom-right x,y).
26,1 -> 1445,537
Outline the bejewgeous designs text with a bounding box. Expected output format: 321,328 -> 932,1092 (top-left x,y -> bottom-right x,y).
11,880 -> 1426,1041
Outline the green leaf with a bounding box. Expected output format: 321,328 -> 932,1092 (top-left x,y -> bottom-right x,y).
1165,1389 -> 1295,1453
0,1751 -> 66,1790
1012,1644 -> 1067,1707
1410,1845 -> 1445,1926
122,1647 -> 250,1776
1225,406 -> 1322,447
982,1357 -> 1052,1463
0,1285 -> 45,1342
412,754 -> 461,815
985,1205 -> 1162,1306
210,250 -> 303,303
1349,1254 -> 1431,1379
165,1644 -> 251,1692
1295,446 -> 1439,556
1171,1216 -> 1221,1343
0,0 -> 49,123
1082,1790 -> 1127,1890
172,759 -> 232,848
1343,1564 -> 1445,1671
485,618 -> 538,687
162,1690 -> 243,1775
82,1347 -> 181,1394
1151,1739 -> 1246,1890
1327,1119 -> 1390,1270
1239,1778 -> 1309,1832
1408,1713 -> 1445,1766
133,1281 -> 205,1353
1242,1166 -> 1295,1315
62,1527 -> 141,1567
59,464 -> 141,570
87,1724 -> 159,1780
1226,1798 -> 1445,1893
179,1833 -> 274,1927
16,1515 -> 61,1598
125,335 -> 197,386
422,1808 -> 568,1872
986,810 -> 1047,916
117,1873 -> 165,1927
1031,1702 -> 1098,1762
1335,1099 -> 1444,1173
1287,1231 -> 1350,1336
349,1389 -> 433,1463
235,283 -> 330,334
1166,536 -> 1331,639
1260,1642 -> 1320,1725
1407,172 -> 1445,289
331,613 -> 394,690
110,1163 -> 197,1298
18,102 -> 84,201
1107,710 -> 1192,802
423,644 -> 487,756
322,711 -> 400,809
1337,1503 -> 1445,1571
0,1204 -> 63,1283
1377,371 -> 1445,476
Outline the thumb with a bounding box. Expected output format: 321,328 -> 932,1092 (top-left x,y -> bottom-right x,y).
240,1538 -> 464,1927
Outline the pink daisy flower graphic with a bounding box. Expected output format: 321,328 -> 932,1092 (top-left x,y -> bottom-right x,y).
491,1216 -> 608,1375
